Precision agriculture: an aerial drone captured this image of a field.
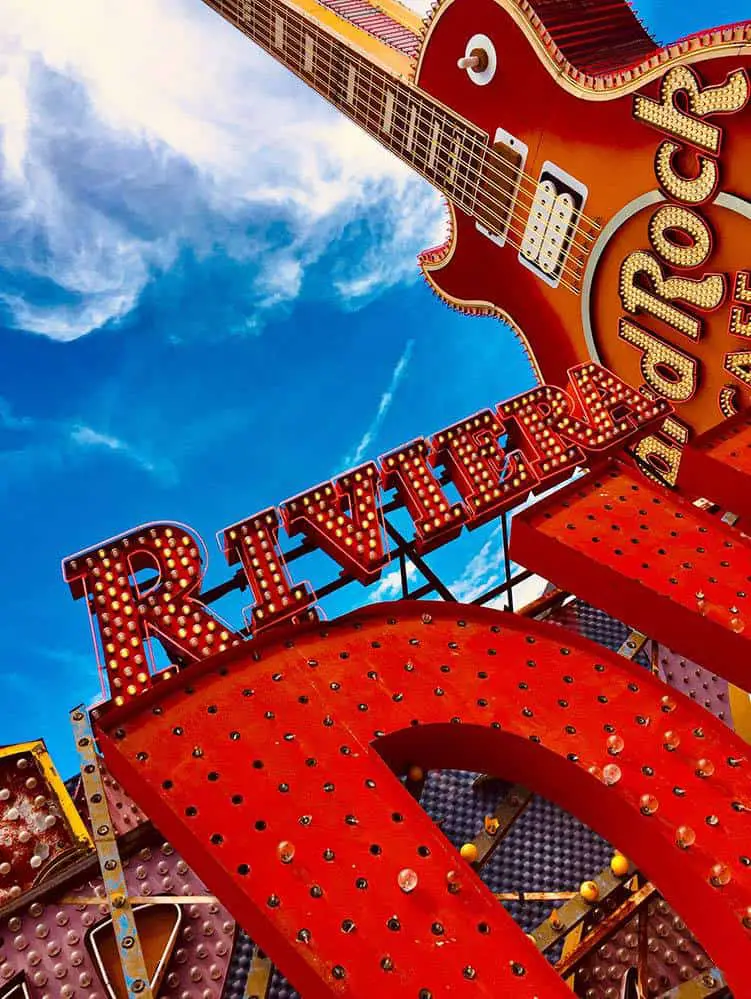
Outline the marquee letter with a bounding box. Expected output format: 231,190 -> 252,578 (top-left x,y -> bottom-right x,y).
380,439 -> 465,551
724,350 -> 751,387
500,366 -> 669,476
94,604 -> 751,999
634,65 -> 749,155
619,319 -> 698,402
220,508 -> 318,634
280,463 -> 389,583
648,204 -> 713,270
632,414 -> 688,488
655,142 -> 719,204
63,524 -> 241,705
619,251 -> 726,340
429,410 -> 537,528
729,271 -> 751,338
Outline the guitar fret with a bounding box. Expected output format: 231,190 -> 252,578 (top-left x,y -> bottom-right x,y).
274,11 -> 284,48
304,33 -> 315,74
427,117 -> 441,173
345,63 -> 357,105
382,89 -> 395,136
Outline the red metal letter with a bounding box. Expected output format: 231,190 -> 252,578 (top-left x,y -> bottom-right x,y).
430,410 -> 538,528
63,523 -> 241,704
220,508 -> 318,634
380,438 -> 465,551
280,463 -> 389,583
94,603 -> 751,998
500,365 -> 670,478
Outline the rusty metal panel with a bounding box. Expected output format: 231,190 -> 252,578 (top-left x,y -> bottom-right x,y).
89,602 -> 751,999
0,742 -> 91,910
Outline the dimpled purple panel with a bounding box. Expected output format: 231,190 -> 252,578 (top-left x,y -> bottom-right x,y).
0,840 -> 235,998
654,645 -> 732,727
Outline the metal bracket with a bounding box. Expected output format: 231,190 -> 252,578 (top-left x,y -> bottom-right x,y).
244,943 -> 273,998
469,781 -> 532,868
71,706 -> 153,999
528,862 -> 635,953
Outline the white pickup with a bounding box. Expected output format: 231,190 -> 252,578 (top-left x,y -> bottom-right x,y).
519,162 -> 588,288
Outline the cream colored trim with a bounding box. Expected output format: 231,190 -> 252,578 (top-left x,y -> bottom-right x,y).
421,201 -> 545,383
371,0 -> 424,35
269,0 -> 414,78
415,0 -> 751,100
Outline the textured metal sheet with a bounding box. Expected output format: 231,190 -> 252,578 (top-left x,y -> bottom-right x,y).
511,461 -> 751,691
92,602 -> 751,998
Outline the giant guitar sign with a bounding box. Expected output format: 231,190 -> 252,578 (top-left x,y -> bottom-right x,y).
202,0 -> 751,485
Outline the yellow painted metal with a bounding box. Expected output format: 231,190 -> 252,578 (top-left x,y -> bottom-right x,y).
0,740 -> 93,853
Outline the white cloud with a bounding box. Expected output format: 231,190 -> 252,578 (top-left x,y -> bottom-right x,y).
485,572 -> 549,612
368,561 -> 418,602
345,339 -> 415,465
0,0 -> 442,339
450,524 -> 505,603
70,422 -> 172,479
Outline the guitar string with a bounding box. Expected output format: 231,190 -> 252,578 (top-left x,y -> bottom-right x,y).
222,0 -> 601,261
219,0 -> 592,289
222,0 -> 603,238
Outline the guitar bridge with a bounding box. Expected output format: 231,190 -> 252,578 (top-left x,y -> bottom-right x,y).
519,163 -> 587,288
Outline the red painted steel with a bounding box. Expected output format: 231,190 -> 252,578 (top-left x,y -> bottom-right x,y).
678,408 -> 751,520
92,602 -> 751,998
512,461 -> 751,693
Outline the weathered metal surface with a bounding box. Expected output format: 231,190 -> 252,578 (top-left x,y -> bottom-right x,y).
0,742 -> 91,910
72,707 -> 153,999
90,602 -> 751,998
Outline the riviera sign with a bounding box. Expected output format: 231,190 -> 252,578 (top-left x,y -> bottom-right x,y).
63,364 -> 669,705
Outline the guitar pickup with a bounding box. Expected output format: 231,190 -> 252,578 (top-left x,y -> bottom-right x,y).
518,162 -> 588,288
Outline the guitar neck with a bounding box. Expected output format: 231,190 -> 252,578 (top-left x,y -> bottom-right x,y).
201,0 -> 489,216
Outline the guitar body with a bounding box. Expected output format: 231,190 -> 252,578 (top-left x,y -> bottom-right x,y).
415,0 -> 751,442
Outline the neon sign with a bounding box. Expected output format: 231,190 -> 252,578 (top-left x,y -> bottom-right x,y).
63,364 -> 669,705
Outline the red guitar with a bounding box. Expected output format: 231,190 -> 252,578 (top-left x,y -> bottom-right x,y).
202,0 -> 751,482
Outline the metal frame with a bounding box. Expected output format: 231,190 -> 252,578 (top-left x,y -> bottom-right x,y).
71,706 -> 153,999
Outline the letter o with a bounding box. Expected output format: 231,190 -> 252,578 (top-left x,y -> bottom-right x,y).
648,205 -> 712,270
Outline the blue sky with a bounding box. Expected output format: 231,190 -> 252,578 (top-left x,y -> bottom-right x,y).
0,0 -> 747,775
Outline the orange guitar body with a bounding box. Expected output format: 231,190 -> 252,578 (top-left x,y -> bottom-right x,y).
415,0 -> 751,459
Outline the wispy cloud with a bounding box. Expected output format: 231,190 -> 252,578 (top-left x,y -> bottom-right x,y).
450,525 -> 504,603
0,0 -> 443,340
0,397 -> 33,431
345,339 -> 415,467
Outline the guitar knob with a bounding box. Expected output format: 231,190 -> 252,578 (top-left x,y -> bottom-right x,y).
457,50 -> 487,71
459,35 -> 496,85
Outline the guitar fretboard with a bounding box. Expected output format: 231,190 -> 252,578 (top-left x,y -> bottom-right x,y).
202,0 -> 490,217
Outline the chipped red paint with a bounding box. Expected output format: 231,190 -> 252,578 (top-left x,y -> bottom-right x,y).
512,461 -> 751,691
0,747 -> 88,909
92,602 -> 751,998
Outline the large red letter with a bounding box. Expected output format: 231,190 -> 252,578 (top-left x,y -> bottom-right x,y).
380,438 -> 465,551
94,603 -> 751,998
63,523 -> 241,704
